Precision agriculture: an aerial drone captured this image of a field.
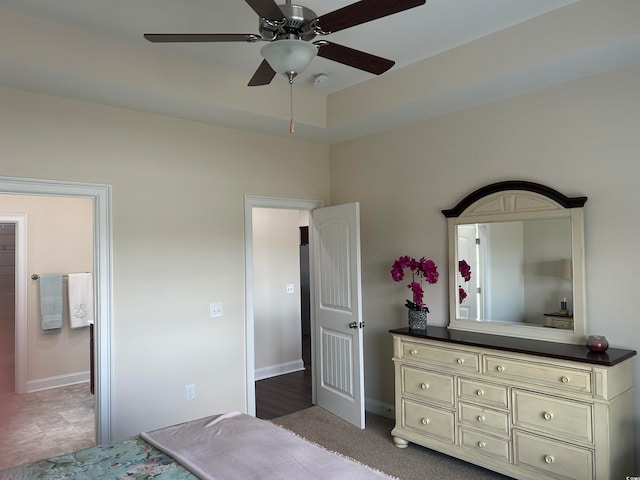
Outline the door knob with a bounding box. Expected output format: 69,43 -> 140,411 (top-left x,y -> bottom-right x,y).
349,322 -> 358,329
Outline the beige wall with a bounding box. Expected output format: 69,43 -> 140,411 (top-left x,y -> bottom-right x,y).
0,195 -> 93,389
253,208 -> 302,376
0,86 -> 330,439
330,63 -> 640,460
1,59 -> 638,460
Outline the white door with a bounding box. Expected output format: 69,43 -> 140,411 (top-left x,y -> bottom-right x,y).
310,202 -> 365,429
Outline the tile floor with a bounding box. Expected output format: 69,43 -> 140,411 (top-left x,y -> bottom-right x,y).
0,383 -> 95,470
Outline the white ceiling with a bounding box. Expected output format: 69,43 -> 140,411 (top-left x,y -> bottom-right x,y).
3,0 -> 638,143
2,0 -> 578,93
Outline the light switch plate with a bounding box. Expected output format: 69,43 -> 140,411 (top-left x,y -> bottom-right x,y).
209,303 -> 223,318
185,384 -> 195,401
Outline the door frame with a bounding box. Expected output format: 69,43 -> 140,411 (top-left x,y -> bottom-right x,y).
243,195 -> 324,416
0,176 -> 113,444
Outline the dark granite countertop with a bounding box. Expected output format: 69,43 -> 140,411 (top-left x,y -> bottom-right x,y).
389,326 -> 636,366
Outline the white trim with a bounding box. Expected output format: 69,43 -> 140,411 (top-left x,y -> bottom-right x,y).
0,176 -> 113,444
243,195 -> 324,416
26,372 -> 90,393
254,360 -> 305,381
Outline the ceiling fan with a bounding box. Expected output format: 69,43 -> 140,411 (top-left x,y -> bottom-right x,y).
144,0 -> 427,87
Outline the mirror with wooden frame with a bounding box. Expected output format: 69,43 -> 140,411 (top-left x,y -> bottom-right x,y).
442,181 -> 588,344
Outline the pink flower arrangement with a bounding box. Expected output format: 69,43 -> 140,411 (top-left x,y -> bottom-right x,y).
458,259 -> 472,304
391,256 -> 439,312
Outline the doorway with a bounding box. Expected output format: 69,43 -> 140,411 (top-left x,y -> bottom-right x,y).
0,176 -> 113,444
243,195 -> 324,416
252,210 -> 312,419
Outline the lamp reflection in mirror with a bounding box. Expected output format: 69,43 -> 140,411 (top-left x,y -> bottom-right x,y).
559,258 -> 572,314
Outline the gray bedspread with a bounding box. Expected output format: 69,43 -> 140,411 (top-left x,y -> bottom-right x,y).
141,412 -> 396,480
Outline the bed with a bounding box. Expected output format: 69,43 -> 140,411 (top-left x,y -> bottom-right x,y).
0,412 -> 396,479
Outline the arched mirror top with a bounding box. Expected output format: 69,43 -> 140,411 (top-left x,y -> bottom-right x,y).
442,181 -> 587,218
443,181 -> 588,344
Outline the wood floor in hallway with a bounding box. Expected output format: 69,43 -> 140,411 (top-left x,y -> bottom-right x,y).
256,334 -> 313,420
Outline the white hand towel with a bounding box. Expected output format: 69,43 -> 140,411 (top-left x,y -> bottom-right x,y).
67,273 -> 93,329
40,274 -> 63,331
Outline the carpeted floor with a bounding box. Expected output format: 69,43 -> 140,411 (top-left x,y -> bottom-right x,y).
272,406 -> 513,480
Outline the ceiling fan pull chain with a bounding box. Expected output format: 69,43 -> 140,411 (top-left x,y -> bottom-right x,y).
289,78 -> 295,134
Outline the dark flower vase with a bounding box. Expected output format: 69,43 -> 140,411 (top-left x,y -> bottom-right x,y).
408,310 -> 428,330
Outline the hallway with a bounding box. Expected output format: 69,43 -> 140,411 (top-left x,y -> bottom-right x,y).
256,334 -> 312,420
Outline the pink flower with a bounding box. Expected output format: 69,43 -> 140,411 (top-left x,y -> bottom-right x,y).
458,259 -> 472,282
458,286 -> 467,304
458,259 -> 472,304
409,282 -> 424,306
419,258 -> 439,284
391,255 -> 439,311
391,255 -> 412,281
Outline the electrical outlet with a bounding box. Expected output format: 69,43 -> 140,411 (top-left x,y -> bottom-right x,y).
286,283 -> 295,294
209,303 -> 223,318
185,384 -> 196,401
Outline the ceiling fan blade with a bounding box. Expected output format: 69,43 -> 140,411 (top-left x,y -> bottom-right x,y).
314,0 -> 426,34
144,33 -> 261,43
244,0 -> 285,21
248,60 -> 277,86
315,41 -> 394,75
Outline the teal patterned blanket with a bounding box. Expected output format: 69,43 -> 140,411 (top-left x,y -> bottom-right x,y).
0,436 -> 196,480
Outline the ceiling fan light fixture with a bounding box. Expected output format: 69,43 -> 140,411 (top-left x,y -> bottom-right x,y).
260,39 -> 317,79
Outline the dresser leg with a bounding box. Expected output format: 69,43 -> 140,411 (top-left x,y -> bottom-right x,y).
393,436 -> 409,449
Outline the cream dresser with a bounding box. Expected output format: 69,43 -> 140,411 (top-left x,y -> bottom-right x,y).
390,327 -> 636,480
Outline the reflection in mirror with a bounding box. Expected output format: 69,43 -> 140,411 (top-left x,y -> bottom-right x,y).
443,181 -> 587,344
457,218 -> 572,326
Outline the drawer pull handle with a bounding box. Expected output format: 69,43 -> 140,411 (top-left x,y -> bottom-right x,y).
478,441 -> 487,448
561,376 -> 570,383
420,383 -> 430,390
410,349 -> 418,355
476,389 -> 485,396
543,411 -> 554,421
477,415 -> 486,423
456,358 -> 465,364
544,455 -> 555,464
496,365 -> 505,372
421,418 -> 430,425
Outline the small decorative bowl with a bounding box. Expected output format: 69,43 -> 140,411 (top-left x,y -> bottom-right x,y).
586,335 -> 609,353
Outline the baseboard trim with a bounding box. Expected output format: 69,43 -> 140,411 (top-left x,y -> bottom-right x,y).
26,371 -> 90,393
255,360 -> 305,381
365,397 -> 395,419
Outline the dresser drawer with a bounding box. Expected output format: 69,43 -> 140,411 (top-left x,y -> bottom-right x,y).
402,365 -> 454,407
401,398 -> 455,444
514,430 -> 593,480
513,390 -> 593,443
484,356 -> 592,394
458,378 -> 509,409
402,341 -> 480,373
459,402 -> 509,436
459,427 -> 511,463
